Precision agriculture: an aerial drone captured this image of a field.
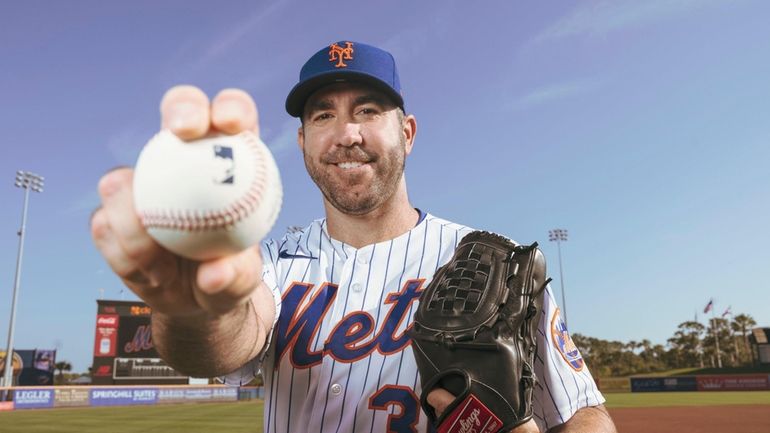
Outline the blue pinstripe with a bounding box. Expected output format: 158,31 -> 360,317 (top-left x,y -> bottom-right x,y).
390,218 -> 430,420
319,251 -> 358,433
334,245 -> 375,433
368,229 -> 411,433
351,239 -> 393,433
535,352 -> 564,426
286,243 -> 315,433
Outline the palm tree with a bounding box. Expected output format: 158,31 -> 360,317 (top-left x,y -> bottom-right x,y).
668,321 -> 705,368
731,314 -> 757,363
54,361 -> 72,385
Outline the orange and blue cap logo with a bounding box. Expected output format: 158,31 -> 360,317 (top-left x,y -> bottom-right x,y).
550,308 -> 584,371
329,42 -> 354,68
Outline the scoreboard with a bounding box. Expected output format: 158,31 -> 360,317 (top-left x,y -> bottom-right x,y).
92,300 -> 189,385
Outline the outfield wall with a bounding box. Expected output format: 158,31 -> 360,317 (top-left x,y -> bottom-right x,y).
598,374 -> 770,393
0,385 -> 263,411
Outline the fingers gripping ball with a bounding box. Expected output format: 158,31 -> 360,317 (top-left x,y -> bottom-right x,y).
133,130 -> 282,260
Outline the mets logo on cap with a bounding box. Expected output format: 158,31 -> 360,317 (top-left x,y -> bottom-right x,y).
329,42 -> 353,68
550,308 -> 584,371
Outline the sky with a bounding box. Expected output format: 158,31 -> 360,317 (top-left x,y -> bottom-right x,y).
1,0 -> 768,373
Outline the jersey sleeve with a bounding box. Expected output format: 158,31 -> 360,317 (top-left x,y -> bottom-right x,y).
219,238 -> 283,385
531,284 -> 605,431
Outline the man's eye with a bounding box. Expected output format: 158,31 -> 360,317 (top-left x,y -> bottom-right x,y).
358,107 -> 378,115
314,113 -> 333,121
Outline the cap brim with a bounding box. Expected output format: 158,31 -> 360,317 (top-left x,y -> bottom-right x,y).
285,70 -> 404,118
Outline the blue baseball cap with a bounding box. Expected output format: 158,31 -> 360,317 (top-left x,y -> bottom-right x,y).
285,41 -> 404,118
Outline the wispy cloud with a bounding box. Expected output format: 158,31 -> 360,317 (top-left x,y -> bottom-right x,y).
507,80 -> 597,111
379,2 -> 457,62
194,1 -> 286,70
161,1 -> 288,82
534,0 -> 725,42
263,119 -> 299,157
105,127 -> 153,166
61,127 -> 152,216
62,189 -> 100,216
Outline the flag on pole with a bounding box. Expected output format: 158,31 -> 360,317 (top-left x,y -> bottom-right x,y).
722,306 -> 732,318
703,299 -> 714,314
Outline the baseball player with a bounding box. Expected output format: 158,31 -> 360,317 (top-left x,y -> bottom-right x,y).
91,41 -> 616,433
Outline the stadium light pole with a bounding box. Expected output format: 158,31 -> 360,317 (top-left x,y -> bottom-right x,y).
549,229 -> 569,328
2,171 -> 44,388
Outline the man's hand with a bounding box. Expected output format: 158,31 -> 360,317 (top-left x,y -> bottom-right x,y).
90,86 -> 273,376
426,389 -> 541,433
91,85 -> 262,318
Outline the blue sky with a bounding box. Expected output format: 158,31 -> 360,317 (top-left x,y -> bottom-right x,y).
1,0 -> 768,373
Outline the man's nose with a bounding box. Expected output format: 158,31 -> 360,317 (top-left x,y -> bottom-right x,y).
337,121 -> 363,147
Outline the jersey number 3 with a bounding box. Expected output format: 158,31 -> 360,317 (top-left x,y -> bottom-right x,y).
368,385 -> 421,433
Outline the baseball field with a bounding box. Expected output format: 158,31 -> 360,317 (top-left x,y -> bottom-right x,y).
1,392 -> 769,432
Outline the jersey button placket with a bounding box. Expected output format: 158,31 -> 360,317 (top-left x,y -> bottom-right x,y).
330,383 -> 342,395
350,247 -> 371,294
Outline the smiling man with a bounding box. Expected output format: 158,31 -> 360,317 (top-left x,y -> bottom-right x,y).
91,41 -> 616,433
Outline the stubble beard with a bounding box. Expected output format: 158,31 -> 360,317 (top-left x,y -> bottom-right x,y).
304,136 -> 406,216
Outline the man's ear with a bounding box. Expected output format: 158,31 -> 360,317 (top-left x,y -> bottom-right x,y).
403,114 -> 417,155
297,125 -> 305,152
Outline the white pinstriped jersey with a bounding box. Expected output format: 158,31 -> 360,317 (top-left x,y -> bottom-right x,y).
224,213 -> 604,433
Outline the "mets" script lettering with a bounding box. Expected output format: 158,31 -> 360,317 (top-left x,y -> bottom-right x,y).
275,279 -> 424,368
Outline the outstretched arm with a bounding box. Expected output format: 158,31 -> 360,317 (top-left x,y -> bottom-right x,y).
91,86 -> 275,377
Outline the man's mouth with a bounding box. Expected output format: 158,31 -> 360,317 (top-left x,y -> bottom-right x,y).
336,161 -> 366,170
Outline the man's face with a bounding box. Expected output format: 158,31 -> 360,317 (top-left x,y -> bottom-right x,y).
298,83 -> 415,216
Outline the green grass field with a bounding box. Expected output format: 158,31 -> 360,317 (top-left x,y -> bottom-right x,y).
0,401 -> 264,433
604,391 -> 770,408
1,392 -> 770,432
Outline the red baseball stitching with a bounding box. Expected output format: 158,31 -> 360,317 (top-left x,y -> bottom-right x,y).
139,133 -> 271,232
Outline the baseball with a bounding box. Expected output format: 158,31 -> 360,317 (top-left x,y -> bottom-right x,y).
133,130 -> 282,261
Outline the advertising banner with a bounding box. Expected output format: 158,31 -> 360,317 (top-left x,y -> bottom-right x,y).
596,377 -> 630,393
157,388 -> 187,404
211,387 -> 238,401
630,376 -> 697,392
238,387 -> 264,400
92,357 -> 114,379
157,386 -> 238,403
13,388 -> 55,409
94,314 -> 119,358
183,387 -> 214,401
89,387 -> 158,406
0,351 -> 24,380
630,377 -> 663,392
54,388 -> 90,408
696,375 -> 770,391
34,350 -> 56,371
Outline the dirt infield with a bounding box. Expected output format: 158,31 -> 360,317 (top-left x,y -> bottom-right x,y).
608,405 -> 770,433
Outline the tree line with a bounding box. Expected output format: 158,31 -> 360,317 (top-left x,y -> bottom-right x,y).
572,313 -> 759,377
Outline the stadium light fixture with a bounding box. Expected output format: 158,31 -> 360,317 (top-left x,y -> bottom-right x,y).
2,171 -> 45,388
548,228 -> 569,328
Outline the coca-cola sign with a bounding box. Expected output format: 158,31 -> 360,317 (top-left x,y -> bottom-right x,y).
97,316 -> 119,327
94,315 -> 119,358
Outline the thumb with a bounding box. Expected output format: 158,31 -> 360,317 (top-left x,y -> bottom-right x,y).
194,245 -> 262,315
426,388 -> 456,418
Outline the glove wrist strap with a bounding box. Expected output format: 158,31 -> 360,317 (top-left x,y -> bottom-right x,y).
437,394 -> 504,433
